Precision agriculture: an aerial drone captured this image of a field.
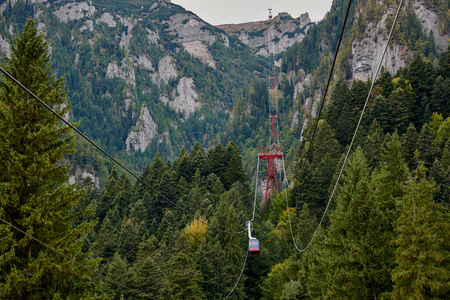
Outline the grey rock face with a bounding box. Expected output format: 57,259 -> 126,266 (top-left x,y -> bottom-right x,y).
126,104 -> 159,153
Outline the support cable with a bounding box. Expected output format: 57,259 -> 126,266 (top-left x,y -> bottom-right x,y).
223,157 -> 263,299
252,157 -> 260,221
285,0 -> 404,252
4,0 -> 171,141
0,65 -> 247,235
5,1 -> 87,79
0,216 -> 152,299
223,248 -> 250,300
296,0 -> 353,180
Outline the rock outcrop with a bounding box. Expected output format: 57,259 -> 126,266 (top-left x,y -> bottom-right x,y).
413,0 -> 450,50
126,104 -> 159,153
158,55 -> 178,85
53,1 -> 96,23
161,77 -> 200,117
163,13 -> 218,67
106,58 -> 136,86
351,12 -> 408,81
218,12 -> 312,56
97,12 -> 116,28
69,167 -> 100,189
0,35 -> 10,58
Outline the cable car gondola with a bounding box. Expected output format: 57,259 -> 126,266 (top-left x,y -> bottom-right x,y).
249,237 -> 260,254
248,220 -> 260,254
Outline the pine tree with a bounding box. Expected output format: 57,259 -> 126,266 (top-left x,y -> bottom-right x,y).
390,166 -> 450,299
0,19 -> 97,298
389,89 -> 410,133
133,256 -> 170,300
363,119 -> 385,169
224,141 -> 248,189
103,252 -> 132,299
373,132 -> 408,214
430,76 -> 450,117
418,123 -> 436,169
377,70 -> 394,99
117,217 -> 141,262
366,95 -> 393,133
309,119 -> 341,167
92,216 -> 117,260
401,123 -> 419,170
167,252 -> 205,299
321,148 -> 393,299
207,188 -> 247,298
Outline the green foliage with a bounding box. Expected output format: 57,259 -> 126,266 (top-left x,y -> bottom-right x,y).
316,149 -> 393,298
167,251 -> 205,299
390,166 -> 450,299
1,1 -> 449,298
0,19 -> 97,298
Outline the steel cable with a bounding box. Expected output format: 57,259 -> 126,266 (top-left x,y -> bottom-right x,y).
285,0 -> 405,252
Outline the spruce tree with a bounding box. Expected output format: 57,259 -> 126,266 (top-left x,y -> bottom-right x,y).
103,252 -> 131,299
320,149 -> 393,299
0,19 -> 97,298
167,252 -> 205,299
92,216 -> 117,261
390,166 -> 450,298
133,256 -> 170,300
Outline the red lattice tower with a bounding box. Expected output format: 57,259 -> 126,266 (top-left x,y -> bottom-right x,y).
258,114 -> 282,211
269,77 -> 275,89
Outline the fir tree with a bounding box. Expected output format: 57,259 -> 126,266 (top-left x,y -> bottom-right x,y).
390,166 -> 450,298
321,148 -> 393,299
401,123 -> 419,170
224,141 -> 248,189
92,216 -> 117,261
133,256 -> 170,300
363,119 -> 385,169
167,252 -> 205,299
103,252 -> 131,299
0,19 -> 97,298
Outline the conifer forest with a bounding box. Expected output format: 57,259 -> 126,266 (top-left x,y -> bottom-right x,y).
0,0 -> 449,299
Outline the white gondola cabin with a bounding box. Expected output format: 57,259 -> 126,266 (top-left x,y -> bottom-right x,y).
248,220 -> 260,254
249,237 -> 260,254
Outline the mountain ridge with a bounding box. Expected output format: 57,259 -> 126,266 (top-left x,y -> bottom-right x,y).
0,0 -> 448,186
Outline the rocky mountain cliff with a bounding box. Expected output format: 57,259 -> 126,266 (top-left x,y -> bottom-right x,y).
218,12 -> 313,56
0,0 -> 267,163
281,0 -> 449,149
0,0 -> 448,183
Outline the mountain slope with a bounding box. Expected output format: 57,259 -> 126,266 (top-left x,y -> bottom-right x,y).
0,0 -> 448,185
0,0 -> 270,178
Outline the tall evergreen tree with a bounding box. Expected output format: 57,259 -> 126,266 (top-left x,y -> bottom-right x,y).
401,123 -> 419,170
103,252 -> 132,299
0,19 -> 97,298
363,119 -> 385,169
167,252 -> 205,300
390,166 -> 450,299
319,149 -> 393,299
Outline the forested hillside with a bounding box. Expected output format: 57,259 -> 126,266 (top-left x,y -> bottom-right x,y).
0,0 -> 448,184
0,0 -> 449,298
0,0 -> 270,183
76,48 -> 449,299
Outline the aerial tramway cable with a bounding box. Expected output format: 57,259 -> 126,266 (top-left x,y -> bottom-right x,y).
0,216 -> 153,298
2,4 -> 246,234
223,249 -> 250,300
0,65 -> 257,298
1,4 -> 256,297
0,65 -> 247,236
285,0 -> 405,253
296,0 -> 353,183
